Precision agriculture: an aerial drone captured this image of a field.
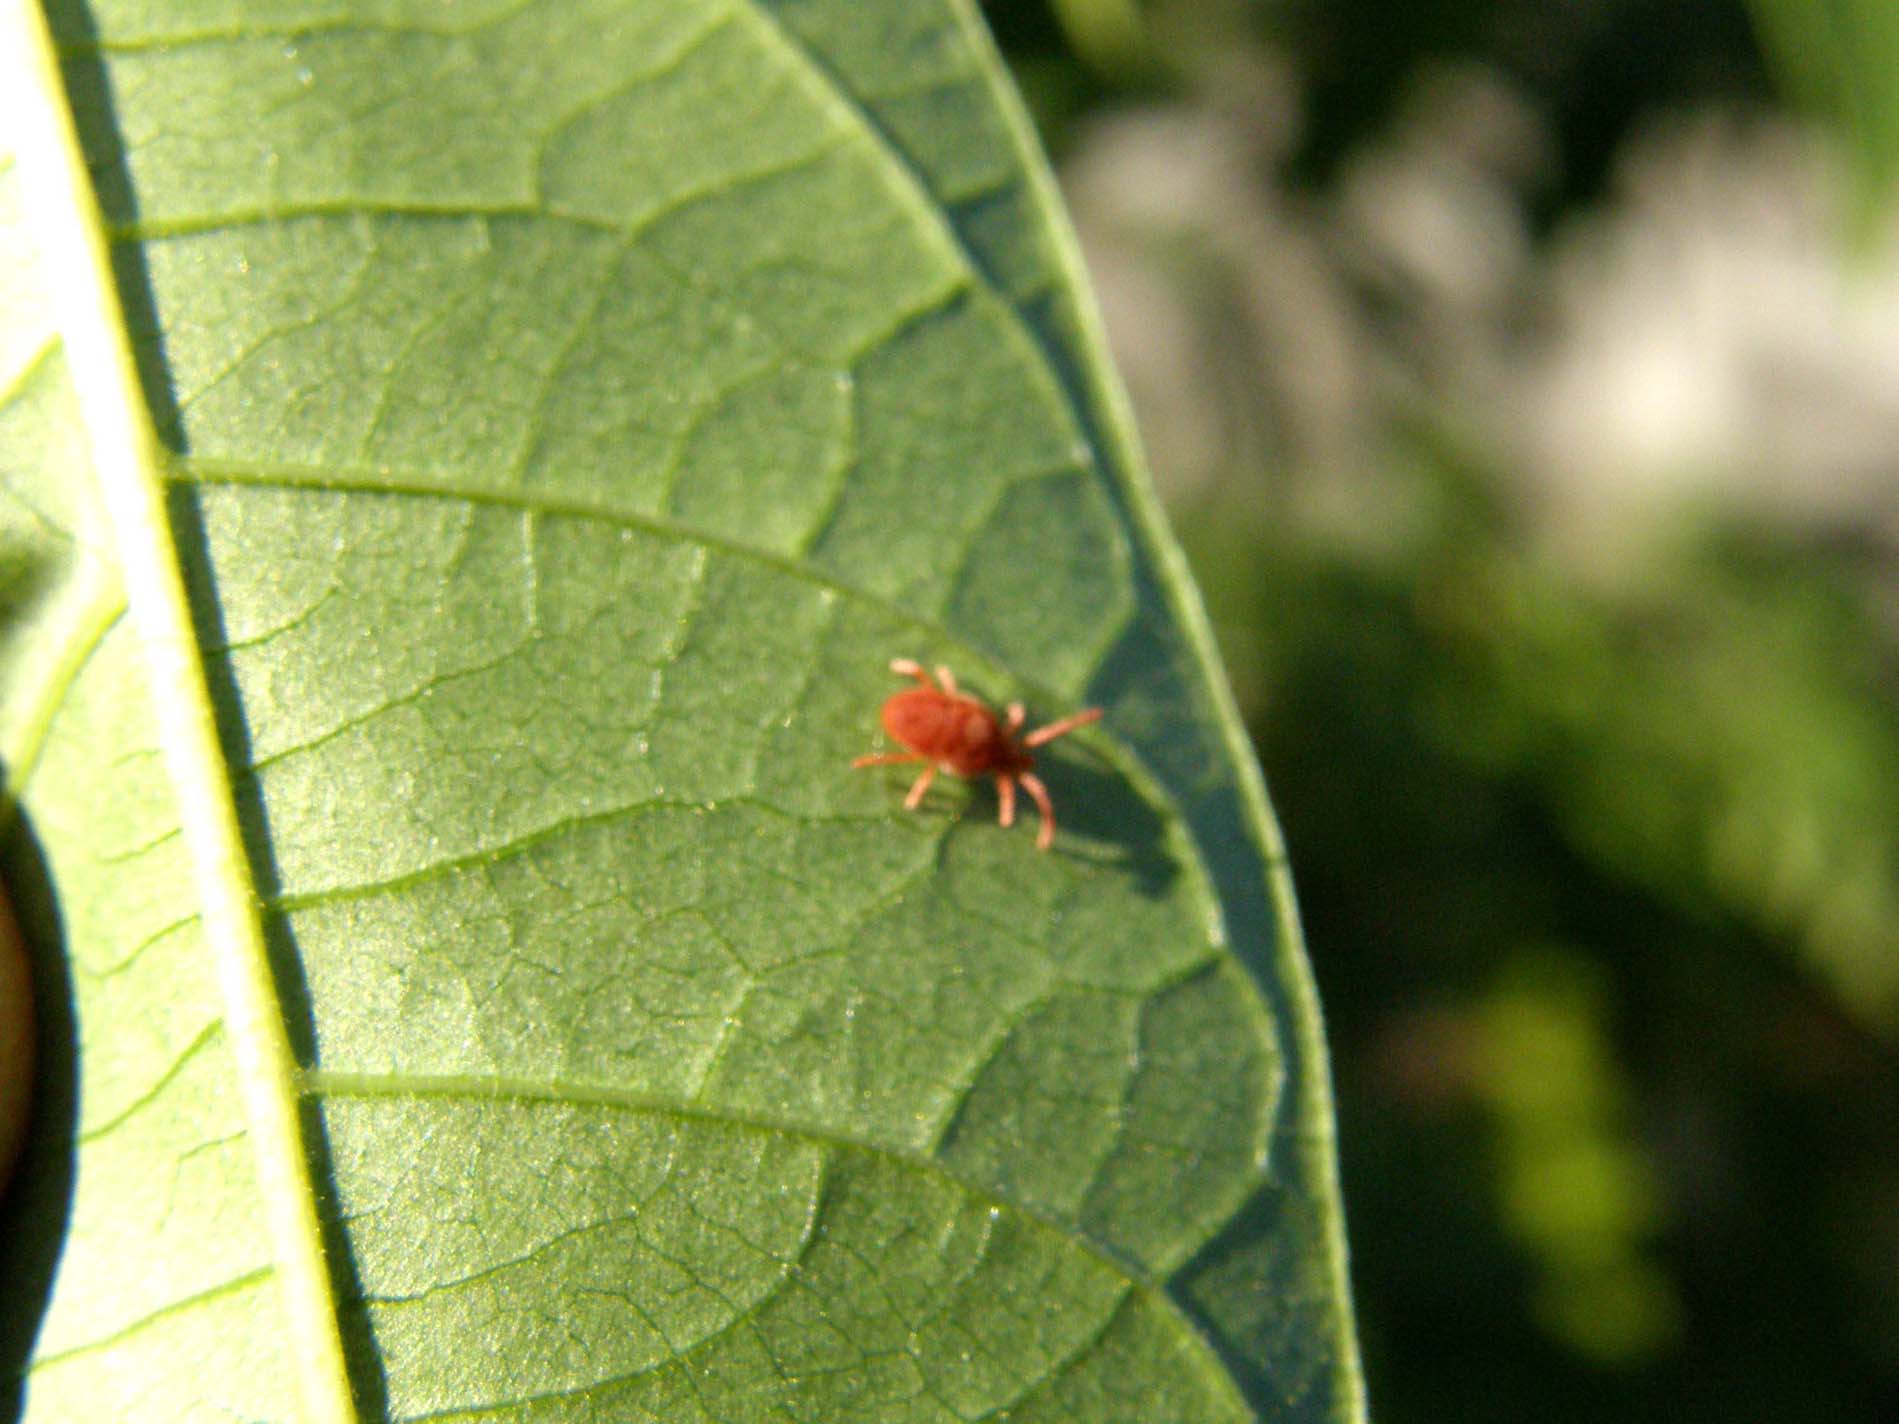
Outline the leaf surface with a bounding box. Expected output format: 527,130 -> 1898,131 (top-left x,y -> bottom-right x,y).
0,2 -> 1363,1419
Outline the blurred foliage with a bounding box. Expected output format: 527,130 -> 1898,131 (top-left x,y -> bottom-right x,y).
1476,950 -> 1676,1365
1180,477 -> 1899,1420
985,2 -> 1899,1419
1423,518 -> 1899,1030
1747,0 -> 1899,230
1047,0 -> 1157,79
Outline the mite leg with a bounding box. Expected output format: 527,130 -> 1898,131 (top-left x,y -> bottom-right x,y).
1022,707 -> 1103,749
1019,772 -> 1057,851
904,765 -> 938,810
1004,702 -> 1025,735
996,774 -> 1017,828
889,658 -> 933,688
852,752 -> 924,769
934,665 -> 958,695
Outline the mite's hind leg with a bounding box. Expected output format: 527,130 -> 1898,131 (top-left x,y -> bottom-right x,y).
1018,772 -> 1057,851
904,765 -> 938,810
996,774 -> 1017,828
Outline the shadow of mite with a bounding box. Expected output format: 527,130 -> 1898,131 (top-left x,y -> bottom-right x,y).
1023,754 -> 1180,898
895,738 -> 1178,899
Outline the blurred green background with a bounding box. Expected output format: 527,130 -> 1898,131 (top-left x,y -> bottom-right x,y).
984,1 -> 1899,1419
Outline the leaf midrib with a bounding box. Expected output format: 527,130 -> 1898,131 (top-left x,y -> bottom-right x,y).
0,5 -> 358,1418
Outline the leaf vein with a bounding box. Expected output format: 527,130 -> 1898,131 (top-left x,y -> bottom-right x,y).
76,1019 -> 224,1145
25,1267 -> 276,1374
306,1070 -> 1163,1294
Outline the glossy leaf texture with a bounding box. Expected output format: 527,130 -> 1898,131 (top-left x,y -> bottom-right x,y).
0,2 -> 1364,1420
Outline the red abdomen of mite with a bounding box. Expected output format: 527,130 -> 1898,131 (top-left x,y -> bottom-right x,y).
882,688 -> 1018,777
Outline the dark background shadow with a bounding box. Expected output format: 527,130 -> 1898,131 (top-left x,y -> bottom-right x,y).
0,809 -> 78,1422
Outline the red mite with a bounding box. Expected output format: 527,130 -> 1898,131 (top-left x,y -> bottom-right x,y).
852,659 -> 1102,850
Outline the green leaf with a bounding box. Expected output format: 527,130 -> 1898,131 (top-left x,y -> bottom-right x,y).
0,1 -> 1364,1419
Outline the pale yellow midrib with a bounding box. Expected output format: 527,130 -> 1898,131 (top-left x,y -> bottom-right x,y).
0,7 -> 356,1421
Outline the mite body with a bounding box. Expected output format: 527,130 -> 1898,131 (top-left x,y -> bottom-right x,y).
852,659 -> 1101,850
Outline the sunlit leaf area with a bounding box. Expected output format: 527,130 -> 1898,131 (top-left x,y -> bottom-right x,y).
2,2 -> 1358,1420
993,0 -> 1898,1420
